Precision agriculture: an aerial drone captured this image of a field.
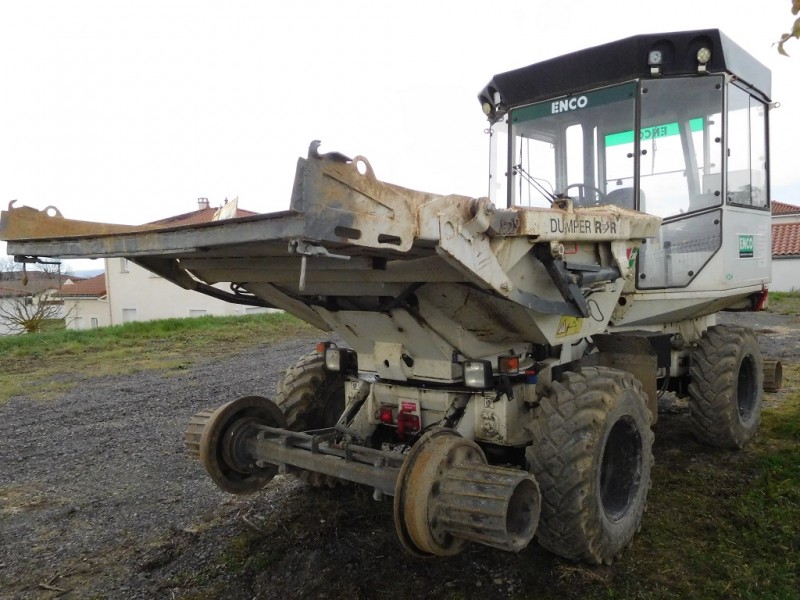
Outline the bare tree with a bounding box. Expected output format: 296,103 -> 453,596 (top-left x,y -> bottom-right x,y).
0,256 -> 75,333
0,291 -> 74,334
0,255 -> 22,278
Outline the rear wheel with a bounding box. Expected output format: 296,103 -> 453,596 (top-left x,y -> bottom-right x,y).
185,395 -> 287,494
273,351 -> 346,487
527,366 -> 653,564
688,324 -> 763,449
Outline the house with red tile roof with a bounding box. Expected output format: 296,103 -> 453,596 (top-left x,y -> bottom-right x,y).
771,200 -> 800,218
104,198 -> 272,325
771,201 -> 800,292
57,274 -> 111,330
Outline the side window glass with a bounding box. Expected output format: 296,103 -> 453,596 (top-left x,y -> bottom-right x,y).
638,77 -> 724,218
636,77 -> 724,289
727,85 -> 768,208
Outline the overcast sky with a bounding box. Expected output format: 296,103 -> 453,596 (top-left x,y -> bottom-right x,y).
2,0 -> 798,265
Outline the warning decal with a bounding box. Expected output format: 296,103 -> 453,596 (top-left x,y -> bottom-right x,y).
555,316 -> 584,338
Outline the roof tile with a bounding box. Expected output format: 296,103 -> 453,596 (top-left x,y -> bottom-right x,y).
148,207 -> 257,227
773,222 -> 800,256
772,200 -> 800,215
58,274 -> 106,298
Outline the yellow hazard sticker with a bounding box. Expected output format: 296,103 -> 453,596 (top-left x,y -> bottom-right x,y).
555,316 -> 583,338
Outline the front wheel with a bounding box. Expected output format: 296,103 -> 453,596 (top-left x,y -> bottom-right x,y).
527,366 -> 653,564
688,324 -> 763,449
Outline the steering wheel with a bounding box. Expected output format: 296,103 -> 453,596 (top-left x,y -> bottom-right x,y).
564,183 -> 606,206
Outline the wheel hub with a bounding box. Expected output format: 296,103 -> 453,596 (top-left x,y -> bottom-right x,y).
600,415 -> 643,523
186,395 -> 288,494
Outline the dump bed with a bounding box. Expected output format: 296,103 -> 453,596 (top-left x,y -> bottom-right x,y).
2,142 -> 661,382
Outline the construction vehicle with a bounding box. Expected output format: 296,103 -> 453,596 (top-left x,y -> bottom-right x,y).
0,29 -> 772,564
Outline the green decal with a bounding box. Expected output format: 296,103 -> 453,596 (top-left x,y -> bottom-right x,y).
512,82 -> 636,124
605,117 -> 704,147
738,234 -> 754,259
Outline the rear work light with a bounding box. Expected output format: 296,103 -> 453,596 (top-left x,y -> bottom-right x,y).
464,360 -> 493,389
323,346 -> 357,373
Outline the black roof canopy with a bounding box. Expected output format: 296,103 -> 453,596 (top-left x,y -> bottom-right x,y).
478,29 -> 771,121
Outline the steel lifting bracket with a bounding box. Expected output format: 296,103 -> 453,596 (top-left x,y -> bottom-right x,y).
288,239 -> 351,292
13,255 -> 61,265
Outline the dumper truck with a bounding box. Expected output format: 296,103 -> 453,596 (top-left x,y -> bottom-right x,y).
0,29 -> 772,564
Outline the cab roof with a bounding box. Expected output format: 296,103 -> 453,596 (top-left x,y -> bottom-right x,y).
478,29 -> 771,121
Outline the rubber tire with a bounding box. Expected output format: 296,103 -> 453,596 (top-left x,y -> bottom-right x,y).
688,324 -> 763,449
273,351 -> 346,487
527,366 -> 654,564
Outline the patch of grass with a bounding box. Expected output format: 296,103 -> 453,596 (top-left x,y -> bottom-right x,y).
0,484 -> 66,516
219,531 -> 272,574
762,366 -> 800,445
0,312 -> 316,403
767,291 -> 800,316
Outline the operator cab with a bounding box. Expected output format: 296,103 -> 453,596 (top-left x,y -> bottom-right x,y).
480,30 -> 772,292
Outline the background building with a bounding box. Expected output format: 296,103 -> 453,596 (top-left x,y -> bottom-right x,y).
771,200 -> 800,292
103,198 -> 274,324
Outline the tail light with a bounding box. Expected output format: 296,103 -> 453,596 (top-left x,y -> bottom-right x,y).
396,410 -> 420,438
378,405 -> 394,424
380,401 -> 421,439
498,355 -> 520,375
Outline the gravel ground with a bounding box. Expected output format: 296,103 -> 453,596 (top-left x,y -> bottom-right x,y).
0,313 -> 797,600
0,335 -> 320,599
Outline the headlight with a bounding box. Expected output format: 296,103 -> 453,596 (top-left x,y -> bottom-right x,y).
464,360 -> 493,389
322,346 -> 357,373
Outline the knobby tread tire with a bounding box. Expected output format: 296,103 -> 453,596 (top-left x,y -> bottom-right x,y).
688,324 -> 763,449
273,352 -> 346,487
527,366 -> 654,565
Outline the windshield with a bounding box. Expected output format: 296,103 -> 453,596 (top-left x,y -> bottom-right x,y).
493,77 -> 726,218
496,82 -> 637,208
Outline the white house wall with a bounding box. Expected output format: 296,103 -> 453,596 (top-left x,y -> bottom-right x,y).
106,258 -> 270,324
0,298 -> 18,335
64,297 -> 112,330
771,258 -> 800,292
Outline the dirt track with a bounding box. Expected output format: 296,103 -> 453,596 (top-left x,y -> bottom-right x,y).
0,313 -> 797,600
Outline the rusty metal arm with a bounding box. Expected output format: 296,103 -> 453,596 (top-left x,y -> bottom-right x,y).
133,256 -> 274,309
249,425 -> 404,496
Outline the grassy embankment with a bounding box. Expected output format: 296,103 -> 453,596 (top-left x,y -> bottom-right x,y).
0,312 -> 316,403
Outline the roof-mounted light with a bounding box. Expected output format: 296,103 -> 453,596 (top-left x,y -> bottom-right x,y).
648,49 -> 663,76
480,89 -> 507,123
697,47 -> 711,72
